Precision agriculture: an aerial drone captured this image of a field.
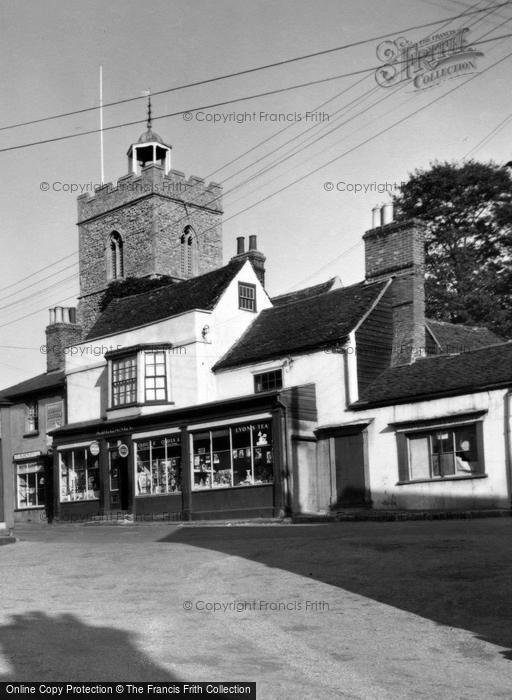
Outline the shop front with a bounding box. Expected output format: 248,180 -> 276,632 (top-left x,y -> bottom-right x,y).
13,450 -> 54,524
50,390 -> 308,521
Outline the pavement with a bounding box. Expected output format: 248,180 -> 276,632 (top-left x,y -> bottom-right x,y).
1,518 -> 512,698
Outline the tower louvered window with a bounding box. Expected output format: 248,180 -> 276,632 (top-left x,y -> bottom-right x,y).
109,232 -> 124,280
180,225 -> 197,277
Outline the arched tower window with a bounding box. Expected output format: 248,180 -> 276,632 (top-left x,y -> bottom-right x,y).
180,225 -> 197,278
109,232 -> 124,280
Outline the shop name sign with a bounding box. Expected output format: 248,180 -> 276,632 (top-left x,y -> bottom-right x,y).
375,27 -> 483,90
14,450 -> 42,461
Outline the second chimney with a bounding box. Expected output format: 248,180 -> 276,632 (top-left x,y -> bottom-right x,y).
45,307 -> 83,372
230,235 -> 266,287
364,207 -> 427,366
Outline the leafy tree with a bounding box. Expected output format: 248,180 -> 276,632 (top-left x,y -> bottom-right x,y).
393,160 -> 512,338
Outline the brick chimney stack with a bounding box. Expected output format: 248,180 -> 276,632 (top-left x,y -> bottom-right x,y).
363,204 -> 427,365
45,307 -> 83,372
230,235 -> 266,287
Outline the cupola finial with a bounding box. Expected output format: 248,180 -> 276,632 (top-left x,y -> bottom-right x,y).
147,91 -> 152,130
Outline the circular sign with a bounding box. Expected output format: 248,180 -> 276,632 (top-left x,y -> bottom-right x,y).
89,441 -> 100,456
118,443 -> 129,458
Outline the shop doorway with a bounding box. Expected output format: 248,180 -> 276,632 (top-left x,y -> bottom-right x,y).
108,447 -> 130,511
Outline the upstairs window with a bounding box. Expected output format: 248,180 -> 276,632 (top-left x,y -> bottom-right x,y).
254,369 -> 283,393
111,356 -> 137,406
144,351 -> 167,402
109,232 -> 124,280
25,401 -> 39,434
239,282 -> 256,312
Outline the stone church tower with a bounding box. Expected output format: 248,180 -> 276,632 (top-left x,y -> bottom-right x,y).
76,103 -> 223,336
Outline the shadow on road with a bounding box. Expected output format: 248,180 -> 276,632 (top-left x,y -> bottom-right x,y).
162,521 -> 512,660
0,611 -> 176,681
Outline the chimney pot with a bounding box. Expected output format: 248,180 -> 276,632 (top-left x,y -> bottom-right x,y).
382,202 -> 394,225
249,235 -> 257,251
236,236 -> 245,255
372,205 -> 381,229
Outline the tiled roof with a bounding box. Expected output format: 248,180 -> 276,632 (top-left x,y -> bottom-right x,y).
87,259 -> 247,339
426,319 -> 503,353
214,279 -> 389,370
353,341 -> 512,408
271,277 -> 341,307
0,370 -> 65,400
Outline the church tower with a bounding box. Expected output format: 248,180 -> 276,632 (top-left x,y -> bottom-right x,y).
76,99 -> 223,336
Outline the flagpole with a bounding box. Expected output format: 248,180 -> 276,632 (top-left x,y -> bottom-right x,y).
100,65 -> 104,185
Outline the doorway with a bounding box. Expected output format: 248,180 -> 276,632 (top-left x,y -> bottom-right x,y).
333,427 -> 370,507
108,446 -> 130,511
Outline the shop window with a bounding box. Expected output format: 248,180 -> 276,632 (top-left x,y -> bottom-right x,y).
16,462 -> 45,509
25,401 -> 39,434
59,449 -> 100,502
193,421 -> 273,490
111,355 -> 137,406
398,422 -> 484,482
238,282 -> 256,312
135,435 -> 181,495
254,369 -> 283,393
144,351 -> 167,402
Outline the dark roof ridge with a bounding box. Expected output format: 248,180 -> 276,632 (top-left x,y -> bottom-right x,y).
271,277 -> 338,302
426,318 -> 500,332
269,278 -> 376,310
103,258 -> 245,307
416,338 -> 511,361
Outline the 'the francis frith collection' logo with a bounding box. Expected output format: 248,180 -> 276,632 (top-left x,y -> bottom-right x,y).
375,27 -> 484,90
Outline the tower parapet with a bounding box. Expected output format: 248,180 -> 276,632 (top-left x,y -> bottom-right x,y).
78,165 -> 222,223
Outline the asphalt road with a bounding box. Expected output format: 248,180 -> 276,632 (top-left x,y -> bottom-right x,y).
1,518 -> 512,699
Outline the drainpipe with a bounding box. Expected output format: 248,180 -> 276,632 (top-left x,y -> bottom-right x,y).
275,396 -> 291,517
505,390 -> 512,508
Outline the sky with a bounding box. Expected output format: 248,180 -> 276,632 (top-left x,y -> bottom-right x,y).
1,0 -> 512,390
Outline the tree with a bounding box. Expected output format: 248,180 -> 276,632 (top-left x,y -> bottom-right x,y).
393,160 -> 512,338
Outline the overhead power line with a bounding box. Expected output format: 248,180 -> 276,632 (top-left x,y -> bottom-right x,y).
1,2 -> 510,134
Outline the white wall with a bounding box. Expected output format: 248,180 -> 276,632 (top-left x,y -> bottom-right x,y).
216,350 -> 347,424
351,390 -> 510,510
65,260 -> 272,423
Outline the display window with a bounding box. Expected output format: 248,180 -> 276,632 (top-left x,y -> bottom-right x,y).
135,434 -> 182,495
16,462 -> 45,509
59,448 -> 100,502
193,421 -> 273,490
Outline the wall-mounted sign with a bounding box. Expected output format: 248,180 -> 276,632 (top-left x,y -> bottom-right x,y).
118,444 -> 129,458
89,441 -> 100,456
13,450 -> 42,461
46,400 -> 64,430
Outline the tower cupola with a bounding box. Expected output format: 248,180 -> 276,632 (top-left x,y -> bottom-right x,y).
127,95 -> 172,175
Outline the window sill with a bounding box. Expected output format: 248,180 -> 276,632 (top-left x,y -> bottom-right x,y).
106,401 -> 175,412
15,506 -> 45,511
192,483 -> 273,492
136,492 -> 182,498
397,474 -> 487,486
59,498 -> 100,504
22,431 -> 39,438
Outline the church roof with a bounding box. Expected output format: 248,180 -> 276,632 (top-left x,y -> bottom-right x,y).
86,259 -> 247,340
213,279 -> 389,371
